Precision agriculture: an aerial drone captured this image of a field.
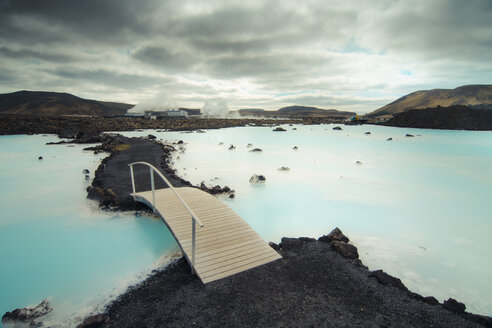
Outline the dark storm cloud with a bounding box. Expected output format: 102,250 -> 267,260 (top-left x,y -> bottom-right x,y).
0,0 -> 154,44
46,67 -> 172,89
132,46 -> 196,72
360,0 -> 492,61
0,0 -> 491,111
0,46 -> 74,63
168,3 -> 291,39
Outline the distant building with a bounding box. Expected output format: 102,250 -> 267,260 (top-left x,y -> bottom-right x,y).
144,110 -> 189,119
123,112 -> 145,118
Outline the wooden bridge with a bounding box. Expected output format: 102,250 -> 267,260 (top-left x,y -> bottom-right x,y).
129,162 -> 281,284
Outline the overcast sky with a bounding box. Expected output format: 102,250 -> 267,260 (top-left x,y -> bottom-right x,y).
0,0 -> 491,113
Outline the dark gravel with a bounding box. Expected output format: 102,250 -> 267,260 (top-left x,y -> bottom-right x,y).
86,135 -> 192,211
76,133 -> 490,328
103,238 -> 487,328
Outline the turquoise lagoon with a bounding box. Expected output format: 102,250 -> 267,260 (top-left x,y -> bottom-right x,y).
123,124 -> 492,316
0,135 -> 179,327
0,124 -> 491,327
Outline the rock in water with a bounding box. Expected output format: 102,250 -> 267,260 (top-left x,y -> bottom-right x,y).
273,127 -> 287,132
278,166 -> 290,171
249,148 -> 263,152
38,156 -> 43,160
292,146 -> 298,150
249,174 -> 266,183
364,131 -> 371,135
387,138 -> 393,141
147,134 -> 156,140
228,145 -> 236,150
319,227 -> 349,243
332,126 -> 342,130
82,169 -> 90,174
2,299 -> 53,323
405,134 -> 415,137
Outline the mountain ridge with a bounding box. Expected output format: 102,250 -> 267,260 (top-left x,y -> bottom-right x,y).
0,90 -> 134,117
368,85 -> 492,118
238,105 -> 355,119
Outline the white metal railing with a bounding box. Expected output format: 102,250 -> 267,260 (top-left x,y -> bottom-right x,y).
129,161 -> 204,274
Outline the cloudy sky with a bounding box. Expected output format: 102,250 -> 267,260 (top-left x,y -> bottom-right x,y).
0,0 -> 491,113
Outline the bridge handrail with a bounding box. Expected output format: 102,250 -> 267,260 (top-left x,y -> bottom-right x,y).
128,161 -> 203,275
128,161 -> 204,227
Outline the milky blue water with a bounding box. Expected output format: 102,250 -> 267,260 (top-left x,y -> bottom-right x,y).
1,125 -> 491,327
123,124 -> 492,316
0,135 -> 179,327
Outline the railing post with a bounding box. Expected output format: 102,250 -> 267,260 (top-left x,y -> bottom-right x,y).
191,217 -> 196,275
129,162 -> 205,276
129,164 -> 136,194
150,167 -> 156,212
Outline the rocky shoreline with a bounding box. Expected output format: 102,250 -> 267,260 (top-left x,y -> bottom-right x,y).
89,231 -> 490,328
80,133 -> 490,328
83,134 -> 234,211
3,130 -> 491,328
0,115 -> 344,137
382,105 -> 492,130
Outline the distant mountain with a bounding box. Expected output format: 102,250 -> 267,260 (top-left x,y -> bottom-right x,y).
0,90 -> 134,117
368,85 -> 492,119
238,105 -> 355,119
238,108 -> 265,112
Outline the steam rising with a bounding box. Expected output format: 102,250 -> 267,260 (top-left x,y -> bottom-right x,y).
129,92 -> 179,113
201,100 -> 230,117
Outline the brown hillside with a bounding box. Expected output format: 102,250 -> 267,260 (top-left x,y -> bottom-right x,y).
368,85 -> 492,118
0,90 -> 134,117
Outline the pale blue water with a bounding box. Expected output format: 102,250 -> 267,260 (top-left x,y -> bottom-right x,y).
124,124 -> 492,315
1,125 -> 491,326
0,135 -> 179,327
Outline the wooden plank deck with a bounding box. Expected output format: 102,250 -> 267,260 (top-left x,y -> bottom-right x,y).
132,187 -> 281,283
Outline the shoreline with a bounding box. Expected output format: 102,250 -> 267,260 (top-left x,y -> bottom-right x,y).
2,130 -> 491,328
81,133 -> 490,327
0,115 -> 346,137
98,234 -> 490,328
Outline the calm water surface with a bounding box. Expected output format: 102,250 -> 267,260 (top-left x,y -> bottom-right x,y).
125,124 -> 492,316
0,135 -> 178,327
1,124 -> 491,327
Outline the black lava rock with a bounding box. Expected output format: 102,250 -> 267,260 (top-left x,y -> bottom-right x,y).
319,227 -> 349,243
331,241 -> 359,259
443,298 -> 466,314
